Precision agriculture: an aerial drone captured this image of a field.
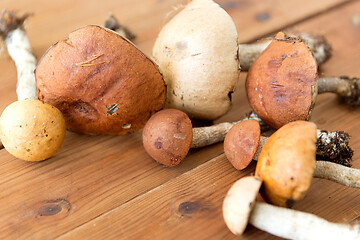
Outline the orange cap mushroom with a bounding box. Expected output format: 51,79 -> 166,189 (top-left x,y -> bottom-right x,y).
255,121 -> 317,207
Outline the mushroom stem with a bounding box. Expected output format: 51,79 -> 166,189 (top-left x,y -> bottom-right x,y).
239,32 -> 331,71
317,76 -> 360,106
250,201 -> 360,240
104,13 -> 136,41
314,161 -> 360,188
0,10 -> 37,100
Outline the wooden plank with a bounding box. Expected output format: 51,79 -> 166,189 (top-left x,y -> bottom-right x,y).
56,156 -> 360,240
55,1 -> 360,239
0,0 -> 357,239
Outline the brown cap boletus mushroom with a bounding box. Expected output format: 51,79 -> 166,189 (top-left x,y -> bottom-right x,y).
223,176 -> 360,239
223,119 -> 261,170
143,109 -> 266,167
142,109 -> 193,167
246,32 -> 318,129
246,32 -> 360,129
36,25 -> 166,135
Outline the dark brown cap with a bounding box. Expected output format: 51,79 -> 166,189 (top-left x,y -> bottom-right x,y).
36,25 -> 166,135
246,32 -> 318,129
142,109 -> 193,167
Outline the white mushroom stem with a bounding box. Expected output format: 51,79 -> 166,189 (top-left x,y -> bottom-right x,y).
239,32 -> 331,71
0,11 -> 37,100
250,201 -> 360,240
317,76 -> 360,106
252,135 -> 359,188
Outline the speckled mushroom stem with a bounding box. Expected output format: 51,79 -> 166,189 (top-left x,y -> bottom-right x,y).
0,10 -> 37,100
314,161 -> 360,188
104,13 -> 136,41
190,112 -> 265,148
318,76 -> 360,107
250,201 -> 360,240
239,32 -> 331,71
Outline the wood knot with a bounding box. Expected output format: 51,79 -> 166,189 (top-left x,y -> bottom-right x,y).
37,199 -> 71,217
178,201 -> 201,216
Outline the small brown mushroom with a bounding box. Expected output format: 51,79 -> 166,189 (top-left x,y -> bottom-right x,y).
223,176 -> 360,239
246,32 -> 359,129
143,109 -> 262,166
254,121 -> 358,207
36,25 -> 166,135
143,109 -> 352,167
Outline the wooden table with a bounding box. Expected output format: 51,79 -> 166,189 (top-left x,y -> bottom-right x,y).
1,0 -> 360,239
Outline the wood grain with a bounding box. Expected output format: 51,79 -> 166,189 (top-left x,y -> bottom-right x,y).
57,1 -> 360,239
0,0 -> 359,239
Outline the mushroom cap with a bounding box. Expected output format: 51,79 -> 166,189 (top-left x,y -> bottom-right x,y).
0,99 -> 66,161
223,176 -> 262,236
255,121 -> 317,207
224,119 -> 261,170
246,32 -> 318,129
152,0 -> 239,120
36,25 -> 166,135
142,109 -> 193,167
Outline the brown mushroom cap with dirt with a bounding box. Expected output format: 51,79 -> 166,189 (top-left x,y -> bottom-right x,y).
36,25 -> 166,135
246,32 -> 360,129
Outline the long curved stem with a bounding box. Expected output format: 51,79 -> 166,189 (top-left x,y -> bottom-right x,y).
0,10 -> 37,100
250,201 -> 360,240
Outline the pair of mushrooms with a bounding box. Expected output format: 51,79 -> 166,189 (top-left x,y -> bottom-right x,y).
223,176 -> 360,239
152,0 -> 337,121
142,109 -> 353,168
